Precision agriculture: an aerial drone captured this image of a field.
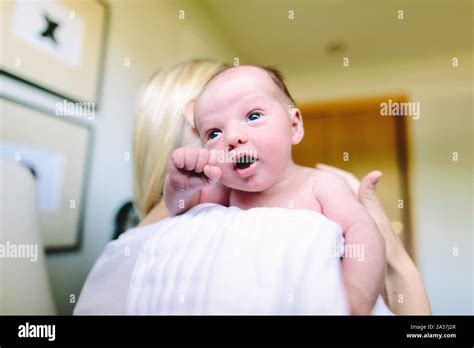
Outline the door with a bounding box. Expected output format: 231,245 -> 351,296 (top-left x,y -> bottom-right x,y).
293,96 -> 414,257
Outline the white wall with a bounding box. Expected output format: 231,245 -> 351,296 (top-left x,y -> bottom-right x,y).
286,51 -> 473,314
44,0 -> 233,314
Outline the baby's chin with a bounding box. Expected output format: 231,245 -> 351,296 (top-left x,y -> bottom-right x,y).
221,175 -> 274,193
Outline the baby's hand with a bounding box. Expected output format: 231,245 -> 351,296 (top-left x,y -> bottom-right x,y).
168,147 -> 222,194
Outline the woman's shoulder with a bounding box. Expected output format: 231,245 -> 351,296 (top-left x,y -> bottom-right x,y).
74,223 -> 165,315
100,223 -> 157,256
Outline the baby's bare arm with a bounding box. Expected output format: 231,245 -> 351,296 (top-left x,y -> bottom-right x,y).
313,170 -> 386,315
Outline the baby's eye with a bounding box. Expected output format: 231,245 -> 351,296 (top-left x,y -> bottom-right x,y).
207,129 -> 222,140
246,112 -> 262,122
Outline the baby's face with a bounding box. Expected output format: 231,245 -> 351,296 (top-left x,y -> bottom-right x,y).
194,67 -> 296,192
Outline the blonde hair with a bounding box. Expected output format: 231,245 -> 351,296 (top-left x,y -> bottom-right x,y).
133,60 -> 228,217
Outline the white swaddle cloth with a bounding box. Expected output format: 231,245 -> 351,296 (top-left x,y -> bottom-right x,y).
126,203 -> 392,315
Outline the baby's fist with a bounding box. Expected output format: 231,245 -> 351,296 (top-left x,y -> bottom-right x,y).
168,147 -> 221,192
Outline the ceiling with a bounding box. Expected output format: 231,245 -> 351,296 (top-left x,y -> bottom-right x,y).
202,0 -> 473,75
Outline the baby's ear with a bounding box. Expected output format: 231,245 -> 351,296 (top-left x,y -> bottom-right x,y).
290,106 -> 304,145
182,99 -> 196,130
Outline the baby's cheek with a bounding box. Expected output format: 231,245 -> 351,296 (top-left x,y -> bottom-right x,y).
258,136 -> 292,176
259,133 -> 291,160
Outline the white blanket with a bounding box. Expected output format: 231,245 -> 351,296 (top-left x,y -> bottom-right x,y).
126,203 -> 392,315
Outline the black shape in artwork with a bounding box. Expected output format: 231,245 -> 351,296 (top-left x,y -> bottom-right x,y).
39,13 -> 60,45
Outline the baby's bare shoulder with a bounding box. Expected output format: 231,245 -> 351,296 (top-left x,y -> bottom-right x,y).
310,167 -> 343,183
292,166 -> 338,195
310,167 -> 349,195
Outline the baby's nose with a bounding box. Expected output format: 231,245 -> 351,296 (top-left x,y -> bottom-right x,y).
227,131 -> 248,151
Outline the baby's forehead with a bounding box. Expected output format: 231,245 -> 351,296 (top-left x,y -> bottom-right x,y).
196,66 -> 282,113
207,66 -> 273,89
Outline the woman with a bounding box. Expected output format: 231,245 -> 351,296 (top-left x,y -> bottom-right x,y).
74,59 -> 430,315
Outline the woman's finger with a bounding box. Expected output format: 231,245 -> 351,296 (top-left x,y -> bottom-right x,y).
358,170 -> 383,202
358,171 -> 393,234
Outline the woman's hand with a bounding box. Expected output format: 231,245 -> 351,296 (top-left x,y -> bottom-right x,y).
315,163 -> 431,315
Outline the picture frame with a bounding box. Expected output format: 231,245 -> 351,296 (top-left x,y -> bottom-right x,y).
0,97 -> 93,252
0,0 -> 108,106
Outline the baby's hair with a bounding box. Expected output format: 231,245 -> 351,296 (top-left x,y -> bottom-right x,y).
261,66 -> 296,106
206,65 -> 296,105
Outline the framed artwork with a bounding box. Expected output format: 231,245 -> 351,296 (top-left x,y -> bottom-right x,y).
0,98 -> 93,251
0,0 -> 107,105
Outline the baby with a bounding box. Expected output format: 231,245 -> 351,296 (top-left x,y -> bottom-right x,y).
164,65 -> 386,315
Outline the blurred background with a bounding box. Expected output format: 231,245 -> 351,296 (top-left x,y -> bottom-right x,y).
0,0 -> 472,315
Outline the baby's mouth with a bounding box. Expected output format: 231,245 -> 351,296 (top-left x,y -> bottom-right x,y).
234,156 -> 258,170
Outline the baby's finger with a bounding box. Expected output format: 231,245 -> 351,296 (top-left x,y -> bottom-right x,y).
208,149 -> 220,166
203,164 -> 222,184
194,149 -> 210,173
171,149 -> 186,169
184,148 -> 198,171
187,174 -> 211,191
